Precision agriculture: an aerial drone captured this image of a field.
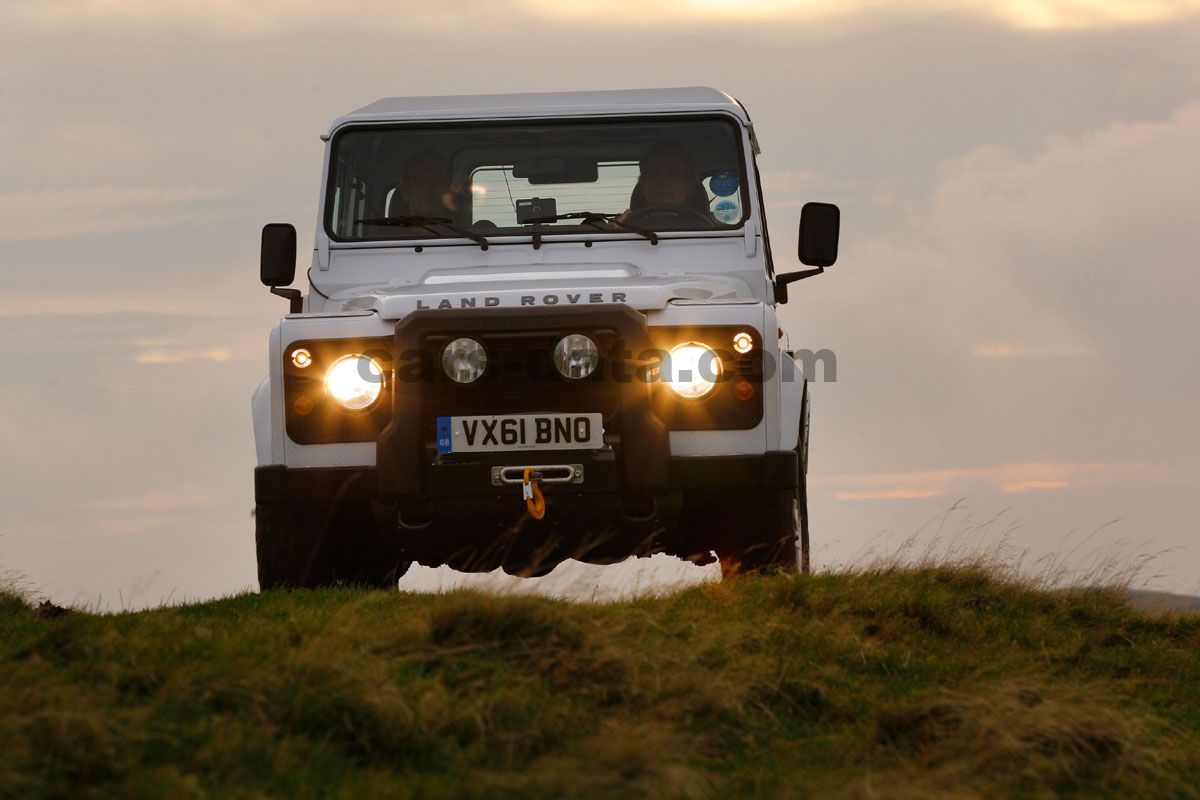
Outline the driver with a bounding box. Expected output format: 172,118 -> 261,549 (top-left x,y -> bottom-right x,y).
619,142 -> 713,226
392,150 -> 463,222
638,141 -> 695,206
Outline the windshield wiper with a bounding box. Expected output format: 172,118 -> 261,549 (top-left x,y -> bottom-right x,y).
354,215 -> 489,249
542,211 -> 659,245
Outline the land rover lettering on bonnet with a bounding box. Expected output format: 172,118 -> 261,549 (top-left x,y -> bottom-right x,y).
414,292 -> 628,309
252,87 -> 840,588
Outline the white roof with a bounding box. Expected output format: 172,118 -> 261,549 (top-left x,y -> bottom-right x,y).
328,87 -> 748,131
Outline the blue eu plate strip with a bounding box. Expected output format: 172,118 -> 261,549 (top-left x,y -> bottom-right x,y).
436,416 -> 453,454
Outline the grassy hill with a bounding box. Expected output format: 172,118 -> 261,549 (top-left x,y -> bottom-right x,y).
3,567 -> 1199,798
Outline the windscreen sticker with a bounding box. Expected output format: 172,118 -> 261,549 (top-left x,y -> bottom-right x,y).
709,171 -> 739,197
712,199 -> 741,224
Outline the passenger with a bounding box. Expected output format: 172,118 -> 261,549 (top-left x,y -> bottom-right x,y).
392,150 -> 462,221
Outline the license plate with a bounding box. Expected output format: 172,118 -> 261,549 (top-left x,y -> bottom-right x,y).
436,413 -> 604,454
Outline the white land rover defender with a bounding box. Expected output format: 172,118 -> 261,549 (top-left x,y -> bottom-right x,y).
253,87 -> 839,588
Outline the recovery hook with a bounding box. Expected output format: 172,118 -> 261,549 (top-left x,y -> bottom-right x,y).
522,467 -> 546,520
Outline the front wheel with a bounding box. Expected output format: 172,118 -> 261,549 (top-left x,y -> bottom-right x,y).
715,487 -> 804,578
680,480 -> 807,579
255,500 -> 409,590
711,385 -> 812,576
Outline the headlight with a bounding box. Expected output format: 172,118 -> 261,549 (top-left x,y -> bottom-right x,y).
325,354 -> 384,410
553,334 -> 599,379
442,337 -> 487,383
666,341 -> 722,399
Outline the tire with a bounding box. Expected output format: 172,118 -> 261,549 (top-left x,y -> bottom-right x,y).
679,485 -> 800,577
714,488 -> 802,578
798,467 -> 811,575
686,386 -> 811,577
798,381 -> 811,575
256,500 -> 409,590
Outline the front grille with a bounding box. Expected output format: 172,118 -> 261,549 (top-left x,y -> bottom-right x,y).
379,304 -> 669,501
418,327 -> 629,449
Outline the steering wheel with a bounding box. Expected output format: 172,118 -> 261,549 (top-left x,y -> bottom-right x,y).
622,205 -> 714,229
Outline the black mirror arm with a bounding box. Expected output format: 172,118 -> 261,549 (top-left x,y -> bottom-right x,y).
270,286 -> 303,314
774,266 -> 825,304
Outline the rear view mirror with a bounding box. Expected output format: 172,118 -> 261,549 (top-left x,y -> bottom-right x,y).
261,223 -> 301,313
261,223 -> 297,286
798,202 -> 839,267
512,157 -> 598,184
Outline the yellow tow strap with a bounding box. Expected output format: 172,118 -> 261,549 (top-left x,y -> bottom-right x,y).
522,467 -> 546,520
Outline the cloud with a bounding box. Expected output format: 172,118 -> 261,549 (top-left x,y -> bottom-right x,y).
0,298 -> 249,317
972,342 -> 1091,358
792,99 -> 1200,483
12,0 -> 1199,33
835,488 -> 944,500
10,0 -> 488,34
52,123 -> 122,143
818,461 -> 1159,500
760,168 -> 820,211
87,487 -> 215,512
0,186 -> 219,242
134,345 -> 235,365
125,322 -> 259,365
83,487 -> 217,536
930,104 -> 1200,254
89,515 -> 175,535
928,103 -> 1200,383
980,0 -> 1200,28
521,0 -> 1200,29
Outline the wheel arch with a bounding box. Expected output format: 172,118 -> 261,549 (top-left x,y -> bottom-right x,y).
777,349 -> 808,451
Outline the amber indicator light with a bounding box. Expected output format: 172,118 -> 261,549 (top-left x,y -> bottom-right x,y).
293,396 -> 315,416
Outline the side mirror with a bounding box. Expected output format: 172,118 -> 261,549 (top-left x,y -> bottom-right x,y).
260,223 -> 301,313
261,223 -> 297,287
799,202 -> 839,267
774,202 -> 841,304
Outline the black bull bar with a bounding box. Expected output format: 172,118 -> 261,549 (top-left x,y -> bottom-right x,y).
376,304 -> 670,502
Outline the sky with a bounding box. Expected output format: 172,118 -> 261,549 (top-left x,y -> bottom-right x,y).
1,0 -> 1198,608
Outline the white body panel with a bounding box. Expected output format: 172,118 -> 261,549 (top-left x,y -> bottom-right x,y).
254,88 -> 807,471
329,87 -> 750,129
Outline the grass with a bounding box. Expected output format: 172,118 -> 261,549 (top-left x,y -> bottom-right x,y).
2,565 -> 1199,798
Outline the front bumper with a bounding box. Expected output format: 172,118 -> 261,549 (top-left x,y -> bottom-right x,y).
254,451 -> 799,505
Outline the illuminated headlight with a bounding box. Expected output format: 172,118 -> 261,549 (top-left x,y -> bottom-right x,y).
325,354 -> 384,410
666,341 -> 722,399
553,334 -> 599,380
442,337 -> 487,383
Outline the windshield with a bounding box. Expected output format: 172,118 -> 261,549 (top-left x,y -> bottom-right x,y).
325,117 -> 749,243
